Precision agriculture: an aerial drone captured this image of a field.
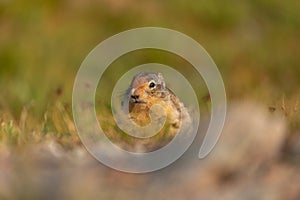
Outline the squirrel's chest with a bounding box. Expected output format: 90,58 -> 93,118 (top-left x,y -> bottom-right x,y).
129,100 -> 180,127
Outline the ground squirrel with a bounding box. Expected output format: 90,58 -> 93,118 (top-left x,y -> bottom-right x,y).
122,72 -> 191,137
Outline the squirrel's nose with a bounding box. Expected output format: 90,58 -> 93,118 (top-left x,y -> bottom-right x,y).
131,95 -> 139,100
131,95 -> 140,100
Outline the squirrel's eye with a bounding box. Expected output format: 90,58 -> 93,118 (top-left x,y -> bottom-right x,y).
149,82 -> 156,88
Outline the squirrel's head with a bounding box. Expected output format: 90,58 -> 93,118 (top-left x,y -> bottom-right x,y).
128,72 -> 168,105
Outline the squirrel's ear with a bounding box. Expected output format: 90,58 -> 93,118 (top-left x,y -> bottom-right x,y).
157,72 -> 164,80
157,73 -> 165,87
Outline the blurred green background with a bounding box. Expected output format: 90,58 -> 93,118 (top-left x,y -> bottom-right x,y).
1,0 -> 300,118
